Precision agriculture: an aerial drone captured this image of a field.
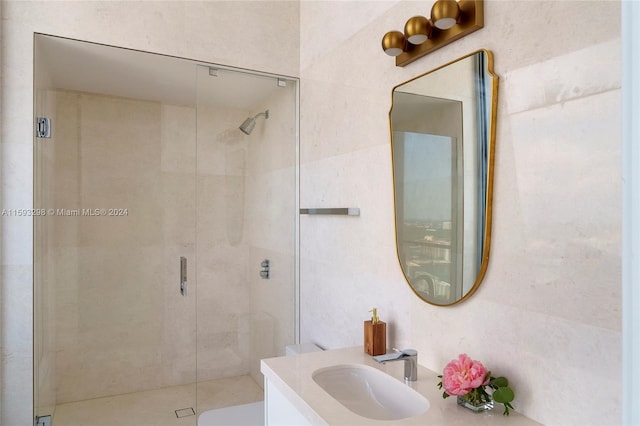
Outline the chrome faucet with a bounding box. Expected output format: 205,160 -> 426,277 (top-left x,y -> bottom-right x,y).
373,348 -> 418,382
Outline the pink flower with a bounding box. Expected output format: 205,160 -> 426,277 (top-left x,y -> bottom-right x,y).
442,354 -> 489,396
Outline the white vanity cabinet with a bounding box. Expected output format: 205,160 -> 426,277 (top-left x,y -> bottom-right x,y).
264,377 -> 313,426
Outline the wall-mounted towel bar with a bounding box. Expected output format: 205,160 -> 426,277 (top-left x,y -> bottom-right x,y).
300,208 -> 360,216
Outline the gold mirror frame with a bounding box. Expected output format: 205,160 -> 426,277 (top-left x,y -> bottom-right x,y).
389,49 -> 498,306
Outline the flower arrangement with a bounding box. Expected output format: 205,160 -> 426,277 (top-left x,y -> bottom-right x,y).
437,354 -> 515,416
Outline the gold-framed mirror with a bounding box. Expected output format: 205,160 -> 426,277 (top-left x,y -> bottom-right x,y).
390,49 -> 498,306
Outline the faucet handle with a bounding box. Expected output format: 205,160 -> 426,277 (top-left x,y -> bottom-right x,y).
392,348 -> 417,357
373,352 -> 402,362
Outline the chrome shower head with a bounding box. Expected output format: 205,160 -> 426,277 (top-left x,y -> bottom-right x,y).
239,117 -> 256,135
239,110 -> 269,135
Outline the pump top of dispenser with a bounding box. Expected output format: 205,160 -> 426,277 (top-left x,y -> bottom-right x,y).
369,308 -> 380,325
364,307 -> 386,356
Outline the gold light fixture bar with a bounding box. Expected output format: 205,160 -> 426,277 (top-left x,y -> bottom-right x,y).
383,0 -> 484,67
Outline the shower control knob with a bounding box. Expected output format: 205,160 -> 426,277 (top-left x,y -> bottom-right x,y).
260,259 -> 270,279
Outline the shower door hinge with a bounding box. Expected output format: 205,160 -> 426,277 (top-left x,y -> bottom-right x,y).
35,415 -> 51,426
36,117 -> 51,138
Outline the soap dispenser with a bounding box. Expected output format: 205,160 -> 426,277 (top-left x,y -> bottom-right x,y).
364,308 -> 386,356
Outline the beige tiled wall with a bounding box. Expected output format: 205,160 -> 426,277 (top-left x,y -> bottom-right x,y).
299,1 -> 621,425
50,92 -> 196,403
33,89 -> 59,418
245,84 -> 298,385
195,104 -> 253,383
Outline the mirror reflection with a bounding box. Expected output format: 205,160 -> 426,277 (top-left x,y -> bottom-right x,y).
390,50 -> 497,306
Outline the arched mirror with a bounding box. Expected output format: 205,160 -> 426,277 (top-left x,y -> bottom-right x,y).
390,50 -> 498,306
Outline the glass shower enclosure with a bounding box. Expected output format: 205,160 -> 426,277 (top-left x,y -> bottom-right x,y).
33,34 -> 298,426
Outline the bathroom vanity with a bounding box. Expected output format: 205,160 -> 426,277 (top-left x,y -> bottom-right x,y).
261,347 -> 541,425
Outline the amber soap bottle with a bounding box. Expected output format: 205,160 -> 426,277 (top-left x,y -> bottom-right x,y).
364,308 -> 386,356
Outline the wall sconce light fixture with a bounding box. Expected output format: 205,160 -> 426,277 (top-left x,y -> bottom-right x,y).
382,0 -> 483,67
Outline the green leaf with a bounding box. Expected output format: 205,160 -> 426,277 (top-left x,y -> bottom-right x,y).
442,391 -> 450,399
491,376 -> 509,388
502,401 -> 514,416
492,386 -> 515,403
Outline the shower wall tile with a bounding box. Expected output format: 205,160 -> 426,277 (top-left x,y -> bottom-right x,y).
76,247 -> 164,332
159,105 -> 199,388
249,310 -> 276,386
56,246 -> 166,403
196,175 -> 245,249
79,95 -> 161,176
245,168 -> 296,254
243,89 -> 298,371
196,185 -> 252,382
196,336 -> 250,381
161,104 -> 196,174
52,248 -> 79,350
47,92 -> 81,408
161,174 -> 197,247
34,88 -> 60,417
240,86 -> 298,385
77,94 -> 162,247
248,246 -> 296,386
52,91 -> 81,238
195,104 -> 255,384
245,85 -> 298,175
52,92 -> 204,402
196,105 -> 250,176
50,90 -> 207,400
160,243 -> 197,385
79,175 -> 163,246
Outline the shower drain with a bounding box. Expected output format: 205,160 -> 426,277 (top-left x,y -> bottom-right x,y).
175,408 -> 196,418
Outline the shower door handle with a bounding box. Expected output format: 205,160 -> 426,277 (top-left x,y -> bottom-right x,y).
180,256 -> 187,296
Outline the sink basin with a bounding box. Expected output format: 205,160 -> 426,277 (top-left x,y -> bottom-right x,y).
312,364 -> 429,421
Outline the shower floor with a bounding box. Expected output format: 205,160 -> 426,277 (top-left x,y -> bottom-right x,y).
52,375 -> 263,426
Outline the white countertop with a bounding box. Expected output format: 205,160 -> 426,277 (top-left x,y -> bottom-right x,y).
261,346 -> 542,426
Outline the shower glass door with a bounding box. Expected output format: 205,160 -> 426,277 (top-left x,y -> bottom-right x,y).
34,34 -> 299,426
195,65 -> 298,412
34,34 -> 198,426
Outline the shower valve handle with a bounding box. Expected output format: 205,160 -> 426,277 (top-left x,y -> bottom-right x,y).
180,256 -> 187,296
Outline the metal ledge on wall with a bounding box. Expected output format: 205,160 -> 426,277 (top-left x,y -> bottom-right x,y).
300,208 -> 360,216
